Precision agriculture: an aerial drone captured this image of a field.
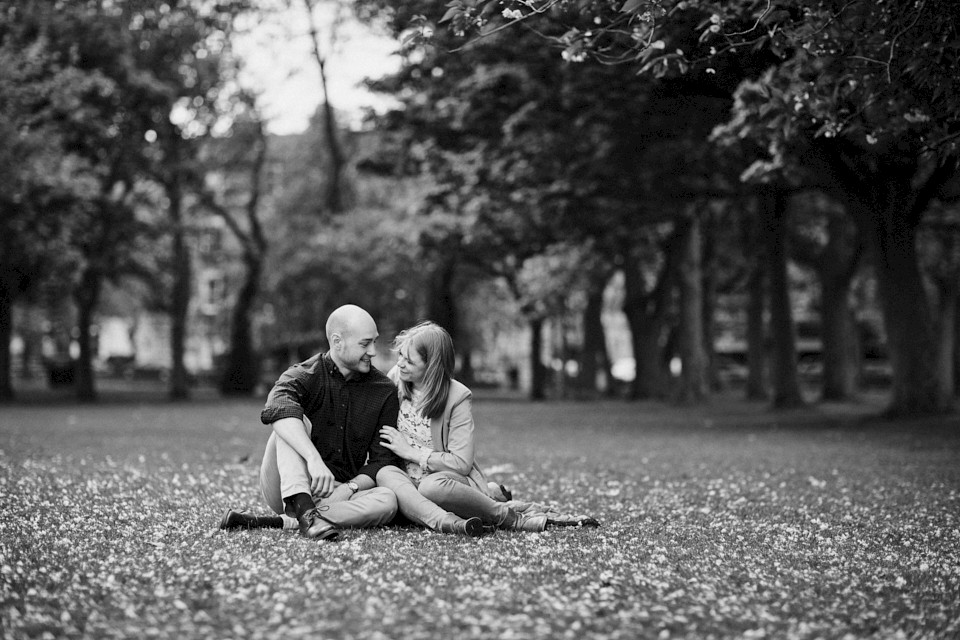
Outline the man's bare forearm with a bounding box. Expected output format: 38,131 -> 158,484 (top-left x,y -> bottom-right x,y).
272,417 -> 321,463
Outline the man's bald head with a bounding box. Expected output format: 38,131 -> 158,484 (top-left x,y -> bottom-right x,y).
326,304 -> 376,343
326,305 -> 379,379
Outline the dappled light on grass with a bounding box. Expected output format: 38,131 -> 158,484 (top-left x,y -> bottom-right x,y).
1,400 -> 959,638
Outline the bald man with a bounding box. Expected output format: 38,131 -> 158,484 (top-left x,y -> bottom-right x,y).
221,305 -> 402,539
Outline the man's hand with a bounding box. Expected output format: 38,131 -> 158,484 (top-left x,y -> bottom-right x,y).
307,455 -> 335,498
380,426 -> 417,461
325,483 -> 355,504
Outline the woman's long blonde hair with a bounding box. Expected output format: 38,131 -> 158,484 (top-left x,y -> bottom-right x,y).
394,321 -> 455,420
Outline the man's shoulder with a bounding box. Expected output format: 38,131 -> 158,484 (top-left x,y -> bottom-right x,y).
270,354 -> 329,391
282,353 -> 326,375
365,366 -> 397,390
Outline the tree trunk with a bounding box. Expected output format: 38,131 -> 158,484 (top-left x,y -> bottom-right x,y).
217,124 -> 269,397
320,102 -> 344,213
815,143 -> 953,415
219,256 -> 262,395
701,206 -> 720,391
820,272 -> 859,400
623,301 -> 662,400
621,231 -> 684,400
625,310 -> 665,399
743,210 -> 767,400
576,272 -> 608,398
552,317 -> 566,399
934,279 -> 958,403
0,275 -> 13,402
303,0 -> 345,214
675,213 -> 709,403
73,268 -> 101,402
20,334 -> 34,381
789,206 -> 861,401
459,349 -> 474,387
868,211 -> 944,415
763,189 -> 804,408
428,255 -> 458,340
529,316 -> 546,400
169,187 -> 192,400
427,253 -> 468,382
955,299 -> 960,397
808,212 -> 861,401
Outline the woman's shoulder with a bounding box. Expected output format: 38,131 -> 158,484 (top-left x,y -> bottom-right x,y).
385,365 -> 400,384
448,378 -> 472,404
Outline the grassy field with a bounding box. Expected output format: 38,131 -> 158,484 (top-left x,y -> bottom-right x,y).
1,388 -> 958,639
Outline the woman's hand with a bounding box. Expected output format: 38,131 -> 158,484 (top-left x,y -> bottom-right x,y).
379,426 -> 418,461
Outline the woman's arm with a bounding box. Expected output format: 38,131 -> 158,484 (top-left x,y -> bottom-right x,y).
423,393 -> 475,475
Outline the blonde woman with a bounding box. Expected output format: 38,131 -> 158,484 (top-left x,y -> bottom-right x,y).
377,321 -> 599,536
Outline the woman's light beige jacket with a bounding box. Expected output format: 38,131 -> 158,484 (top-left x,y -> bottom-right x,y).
387,366 -> 497,498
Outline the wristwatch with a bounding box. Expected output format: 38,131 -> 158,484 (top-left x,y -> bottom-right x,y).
346,481 -> 360,494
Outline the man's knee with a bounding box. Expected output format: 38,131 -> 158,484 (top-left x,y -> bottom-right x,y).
366,486 -> 398,520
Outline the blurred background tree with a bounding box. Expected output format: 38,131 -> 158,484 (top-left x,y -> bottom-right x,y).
0,0 -> 254,401
409,0 -> 960,415
3,0 -> 957,419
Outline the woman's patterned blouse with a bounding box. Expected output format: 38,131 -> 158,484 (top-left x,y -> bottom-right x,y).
397,390 -> 432,485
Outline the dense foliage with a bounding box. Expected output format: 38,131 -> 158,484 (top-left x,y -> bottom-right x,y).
379,0 -> 960,414
0,0 -> 253,400
4,0 -> 959,415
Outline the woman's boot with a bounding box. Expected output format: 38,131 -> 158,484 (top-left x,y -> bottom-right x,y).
437,515 -> 485,537
500,508 -> 548,532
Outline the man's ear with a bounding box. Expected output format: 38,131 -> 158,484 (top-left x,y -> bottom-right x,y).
330,332 -> 341,351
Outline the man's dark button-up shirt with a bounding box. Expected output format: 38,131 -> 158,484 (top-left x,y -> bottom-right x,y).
260,352 -> 401,483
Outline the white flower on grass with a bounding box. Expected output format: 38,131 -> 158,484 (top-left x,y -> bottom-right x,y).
502,8 -> 524,19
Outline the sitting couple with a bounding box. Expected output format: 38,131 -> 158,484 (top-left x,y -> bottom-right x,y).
220,304 -> 599,540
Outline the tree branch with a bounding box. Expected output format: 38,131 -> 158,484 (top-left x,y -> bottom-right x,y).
196,188 -> 252,255
303,0 -> 345,213
245,119 -> 269,258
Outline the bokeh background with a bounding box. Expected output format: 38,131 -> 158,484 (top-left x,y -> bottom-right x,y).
2,0 -> 959,417
3,4 -> 960,638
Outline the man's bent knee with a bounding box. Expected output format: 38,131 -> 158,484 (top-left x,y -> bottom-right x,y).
366,486 -> 398,522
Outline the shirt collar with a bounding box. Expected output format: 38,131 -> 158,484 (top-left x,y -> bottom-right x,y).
322,352 -> 341,378
322,352 -> 369,382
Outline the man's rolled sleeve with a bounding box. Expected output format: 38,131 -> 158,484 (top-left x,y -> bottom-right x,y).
357,392 -> 401,481
260,369 -> 309,425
